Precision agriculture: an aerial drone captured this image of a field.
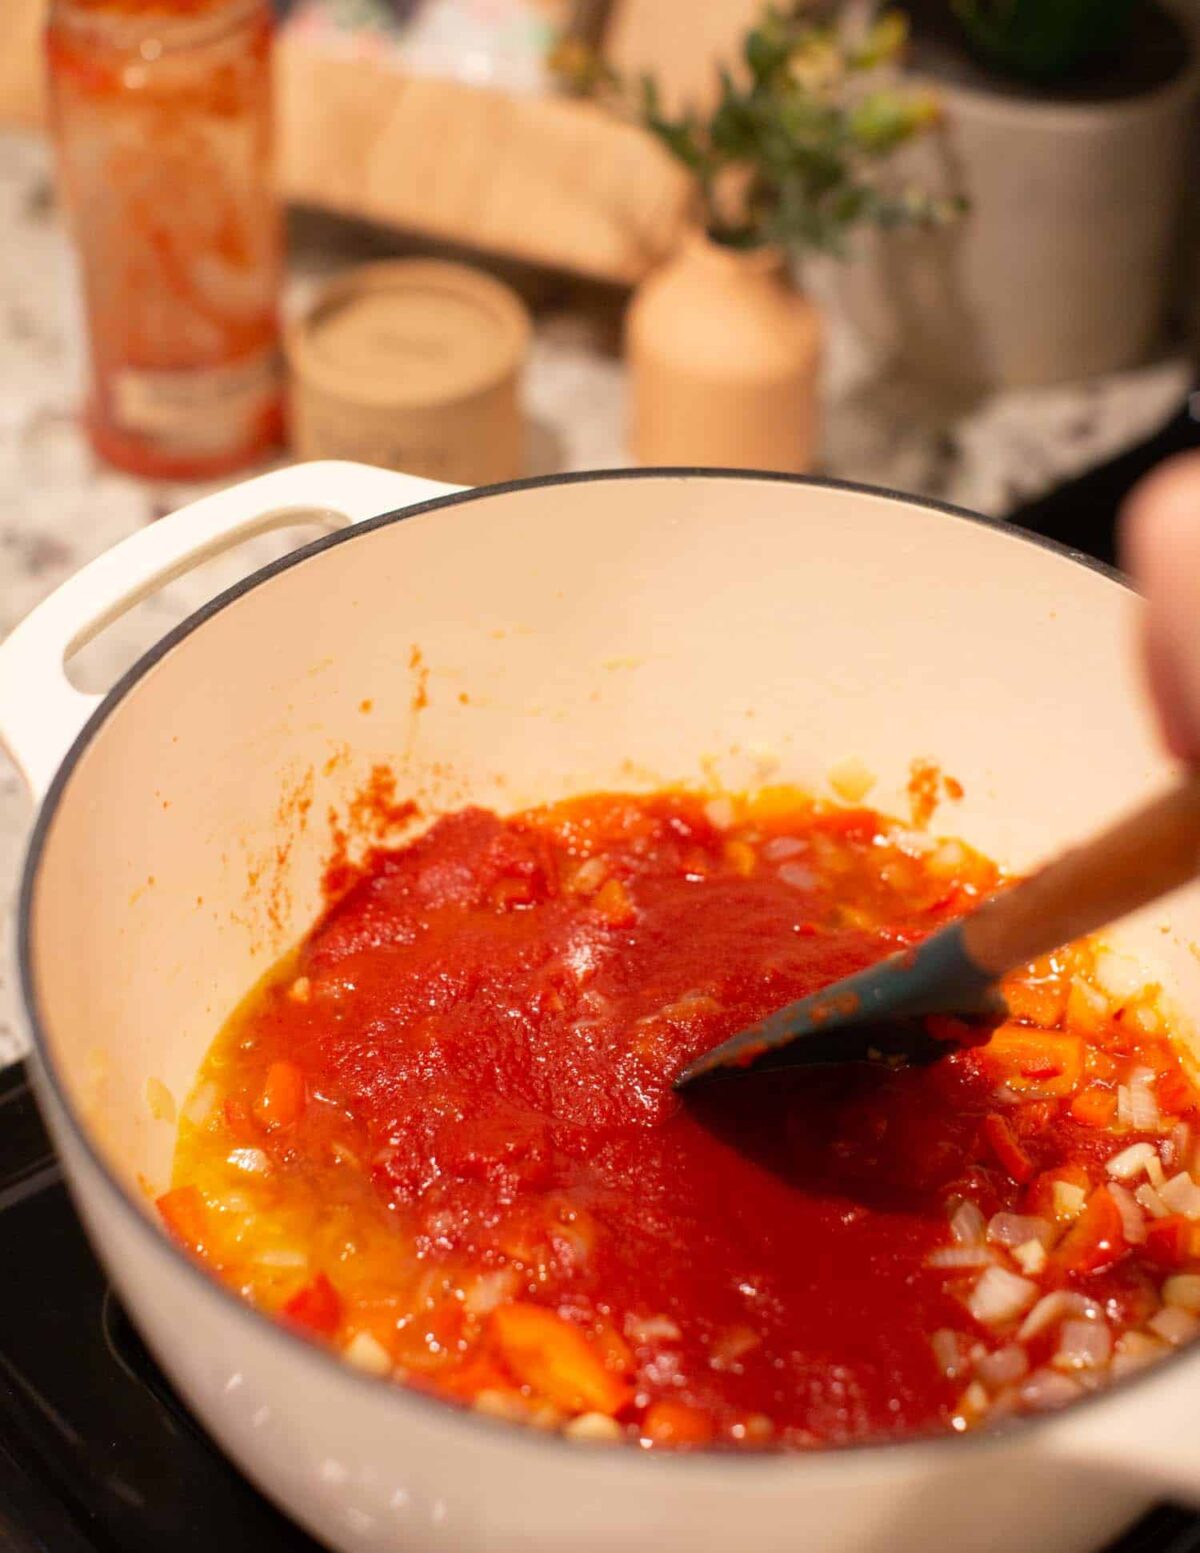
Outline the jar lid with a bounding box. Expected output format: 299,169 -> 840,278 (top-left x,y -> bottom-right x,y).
287,260 -> 530,410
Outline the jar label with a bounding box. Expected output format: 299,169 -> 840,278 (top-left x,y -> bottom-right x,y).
111,349 -> 281,453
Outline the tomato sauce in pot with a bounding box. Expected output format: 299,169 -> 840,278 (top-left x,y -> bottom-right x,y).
159,791 -> 1200,1448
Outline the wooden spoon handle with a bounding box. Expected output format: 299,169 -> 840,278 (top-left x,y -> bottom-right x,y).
962,771 -> 1200,979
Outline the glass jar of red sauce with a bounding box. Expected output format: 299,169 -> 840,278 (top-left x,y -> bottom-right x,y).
46,0 -> 284,481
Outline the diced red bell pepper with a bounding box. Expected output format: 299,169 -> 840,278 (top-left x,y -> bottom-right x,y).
156,1185 -> 208,1252
1155,1069 -> 1194,1117
283,1273 -> 342,1338
1070,1086 -> 1118,1128
982,1112 -> 1035,1184
253,1060 -> 306,1129
490,1303 -> 632,1416
1144,1215 -> 1200,1270
1050,1186 -> 1126,1278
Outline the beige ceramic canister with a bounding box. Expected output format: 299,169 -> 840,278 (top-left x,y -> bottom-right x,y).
626,231 -> 822,473
287,260 -> 530,485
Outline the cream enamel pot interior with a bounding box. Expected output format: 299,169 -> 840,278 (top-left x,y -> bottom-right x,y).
4,460 -> 1200,1553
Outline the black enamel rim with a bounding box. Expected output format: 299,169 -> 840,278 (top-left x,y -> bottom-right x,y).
18,465 -> 1182,1478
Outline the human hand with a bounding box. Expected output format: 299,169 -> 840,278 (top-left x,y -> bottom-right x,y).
1120,451 -> 1200,764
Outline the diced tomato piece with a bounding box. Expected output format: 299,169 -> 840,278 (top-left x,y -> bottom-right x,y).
490,1303 -> 632,1416
983,1112 -> 1034,1184
1070,1086 -> 1118,1128
641,1400 -> 714,1446
1144,1215 -> 1200,1270
592,878 -> 636,928
1155,1069 -> 1194,1117
156,1185 -> 208,1252
1050,1187 -> 1126,1278
979,1025 -> 1083,1097
283,1273 -> 342,1337
253,1060 -> 306,1129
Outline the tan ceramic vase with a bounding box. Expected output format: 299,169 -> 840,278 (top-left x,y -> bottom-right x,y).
626,231 -> 822,472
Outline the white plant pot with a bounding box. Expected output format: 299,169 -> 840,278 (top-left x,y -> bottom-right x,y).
840,30 -> 1198,389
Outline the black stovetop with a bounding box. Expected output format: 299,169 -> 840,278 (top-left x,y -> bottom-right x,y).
1,1058 -> 1197,1553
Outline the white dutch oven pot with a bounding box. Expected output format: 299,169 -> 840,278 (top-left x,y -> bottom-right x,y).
2,462 -> 1200,1553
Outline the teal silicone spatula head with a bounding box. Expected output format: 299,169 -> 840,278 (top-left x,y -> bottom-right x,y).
675,771 -> 1200,1089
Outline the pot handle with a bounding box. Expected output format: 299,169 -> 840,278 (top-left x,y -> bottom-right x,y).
0,460 -> 462,801
1042,1350 -> 1200,1504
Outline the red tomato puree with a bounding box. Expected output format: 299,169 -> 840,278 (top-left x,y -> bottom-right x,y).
160,790 -> 1200,1448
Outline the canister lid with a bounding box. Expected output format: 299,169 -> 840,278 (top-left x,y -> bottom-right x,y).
287,260 -> 530,409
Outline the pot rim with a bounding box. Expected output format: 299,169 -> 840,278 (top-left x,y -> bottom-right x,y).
18,464 -> 1198,1480
911,34 -> 1199,132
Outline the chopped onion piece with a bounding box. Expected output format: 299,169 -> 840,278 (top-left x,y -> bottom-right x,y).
951,1201 -> 987,1246
1108,1183 -> 1147,1245
931,1329 -> 967,1380
975,1344 -> 1029,1391
1129,1083 -> 1161,1132
1093,951 -> 1147,1003
1165,1122 -> 1193,1172
1052,1181 -> 1087,1221
1013,1240 -> 1047,1276
1117,1086 -> 1133,1128
704,797 -> 735,830
227,1147 -> 270,1175
625,1313 -> 683,1344
1112,1330 -> 1168,1377
1158,1172 -> 1200,1220
779,863 -> 817,891
564,1412 -> 624,1442
1054,1318 -> 1112,1370
1018,1291 -> 1102,1343
950,1381 -> 991,1429
828,757 -> 876,804
182,1080 -> 221,1128
1147,1154 -> 1166,1188
1135,1182 -> 1171,1219
967,1266 -> 1038,1326
710,1325 -> 760,1371
1164,1275 -> 1200,1314
928,1246 -> 995,1270
762,837 -> 805,862
987,1212 -> 1053,1249
1148,1306 -> 1200,1346
343,1331 -> 393,1376
1106,1143 -> 1158,1181
255,1246 -> 308,1269
1018,1369 -> 1083,1412
463,1268 -> 520,1316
